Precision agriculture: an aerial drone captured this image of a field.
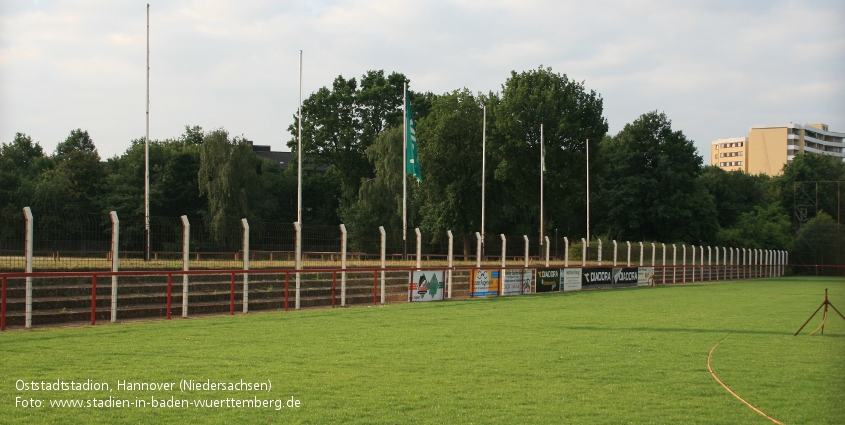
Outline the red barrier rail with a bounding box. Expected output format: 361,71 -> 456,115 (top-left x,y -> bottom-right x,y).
2,264 -> 841,331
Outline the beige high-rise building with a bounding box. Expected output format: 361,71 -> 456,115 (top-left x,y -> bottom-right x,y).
711,123 -> 844,176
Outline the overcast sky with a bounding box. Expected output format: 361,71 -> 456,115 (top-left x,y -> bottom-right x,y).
1,0 -> 843,163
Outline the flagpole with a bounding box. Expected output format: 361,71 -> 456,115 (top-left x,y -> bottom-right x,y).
586,138 -> 590,245
540,124 -> 544,249
144,3 -> 150,262
403,82 -> 408,260
297,50 -> 302,227
481,105 -> 486,249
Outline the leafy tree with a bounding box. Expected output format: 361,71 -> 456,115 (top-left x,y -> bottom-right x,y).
289,70 -> 409,206
716,204 -> 792,249
491,66 -> 608,238
699,166 -> 770,229
791,211 -> 844,268
198,129 -> 274,235
54,129 -> 97,160
0,133 -> 51,215
772,153 -> 845,226
100,126 -> 206,219
415,89 -> 486,253
595,111 -> 718,244
339,126 -> 407,250
27,129 -> 104,213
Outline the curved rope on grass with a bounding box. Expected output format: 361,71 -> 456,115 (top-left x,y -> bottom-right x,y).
808,310 -> 828,336
707,339 -> 783,425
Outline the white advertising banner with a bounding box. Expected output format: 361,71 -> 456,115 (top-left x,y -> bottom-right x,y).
501,269 -> 534,296
562,268 -> 582,291
409,270 -> 445,302
638,267 -> 654,286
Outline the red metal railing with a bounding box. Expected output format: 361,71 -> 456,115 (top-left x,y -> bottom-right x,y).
2,264 -> 840,331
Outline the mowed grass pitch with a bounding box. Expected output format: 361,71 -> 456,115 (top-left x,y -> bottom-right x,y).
1,277 -> 843,424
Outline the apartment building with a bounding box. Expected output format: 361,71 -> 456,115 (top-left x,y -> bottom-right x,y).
711,123 -> 845,175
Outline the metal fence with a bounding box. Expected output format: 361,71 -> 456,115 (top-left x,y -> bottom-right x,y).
0,208 -> 799,276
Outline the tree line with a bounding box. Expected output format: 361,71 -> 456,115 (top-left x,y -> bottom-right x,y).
1,66 -> 843,263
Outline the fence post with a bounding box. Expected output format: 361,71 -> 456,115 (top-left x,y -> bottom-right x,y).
672,244 -> 677,284
772,250 -> 776,277
768,249 -> 772,277
627,241 -> 631,267
23,207 -> 33,329
581,238 -> 587,267
598,239 -> 603,266
700,246 -> 704,281
764,249 -> 768,277
651,242 -> 655,267
544,236 -> 550,267
715,246 -> 720,280
754,249 -> 758,278
564,237 -> 569,267
294,221 -> 301,310
661,243 -> 666,284
723,247 -> 728,279
379,226 -> 386,304
242,218 -> 249,313
475,232 -> 482,268
110,211 -> 119,323
708,246 -> 712,281
612,240 -> 617,266
728,248 -> 732,280
524,236 -> 530,267
340,224 -> 347,307
447,230 -> 453,299
416,228 -> 423,270
763,249 -> 767,277
181,215 -> 190,318
682,245 -> 686,283
784,251 -> 788,276
501,234 -> 507,268
691,245 -> 695,282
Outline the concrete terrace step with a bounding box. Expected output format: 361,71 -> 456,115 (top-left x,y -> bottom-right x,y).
0,270 -> 475,328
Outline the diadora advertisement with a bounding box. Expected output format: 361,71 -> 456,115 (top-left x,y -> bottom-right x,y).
612,267 -> 639,286
409,271 -> 445,302
470,269 -> 501,298
580,267 -> 613,287
535,268 -> 560,292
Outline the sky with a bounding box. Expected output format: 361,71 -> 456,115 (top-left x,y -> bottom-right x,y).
1,0 -> 843,163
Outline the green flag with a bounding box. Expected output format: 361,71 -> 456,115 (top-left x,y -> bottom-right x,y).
405,88 -> 422,183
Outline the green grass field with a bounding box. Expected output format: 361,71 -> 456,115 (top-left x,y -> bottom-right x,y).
1,277 -> 843,424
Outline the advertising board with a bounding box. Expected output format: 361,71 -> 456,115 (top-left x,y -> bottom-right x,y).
470,269 -> 501,297
409,270 -> 445,302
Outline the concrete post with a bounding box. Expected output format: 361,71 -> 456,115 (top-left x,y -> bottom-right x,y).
242,218 -> 249,313
110,211 -> 119,322
181,215 -> 190,317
